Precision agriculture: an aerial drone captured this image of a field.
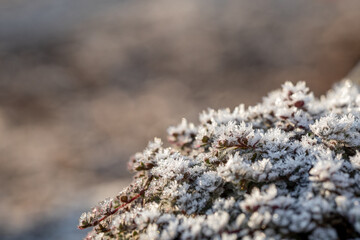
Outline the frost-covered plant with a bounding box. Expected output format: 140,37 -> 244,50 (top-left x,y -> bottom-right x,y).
79,80 -> 360,240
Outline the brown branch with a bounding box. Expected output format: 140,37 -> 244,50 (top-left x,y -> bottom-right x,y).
78,191 -> 144,230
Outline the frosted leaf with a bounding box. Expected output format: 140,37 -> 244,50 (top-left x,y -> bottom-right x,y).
350,151 -> 360,170
309,227 -> 338,240
310,113 -> 360,146
167,118 -> 197,149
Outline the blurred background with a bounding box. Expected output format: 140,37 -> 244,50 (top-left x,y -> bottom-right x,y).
1,0 -> 360,239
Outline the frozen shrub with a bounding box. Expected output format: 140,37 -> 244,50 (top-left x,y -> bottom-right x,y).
79,80 -> 360,239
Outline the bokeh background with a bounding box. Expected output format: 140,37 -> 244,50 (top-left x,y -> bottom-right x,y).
1,0 -> 360,239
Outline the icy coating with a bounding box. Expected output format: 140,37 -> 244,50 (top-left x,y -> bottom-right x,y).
79,81 -> 360,240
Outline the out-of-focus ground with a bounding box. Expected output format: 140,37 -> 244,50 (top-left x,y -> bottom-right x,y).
1,0 -> 360,239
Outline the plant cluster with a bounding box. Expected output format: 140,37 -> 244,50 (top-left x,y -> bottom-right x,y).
79,81 -> 360,239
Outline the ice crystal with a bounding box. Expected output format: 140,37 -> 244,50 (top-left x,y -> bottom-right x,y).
79,80 -> 360,239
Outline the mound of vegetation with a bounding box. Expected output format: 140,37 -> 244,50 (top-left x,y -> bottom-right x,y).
79,81 -> 360,240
